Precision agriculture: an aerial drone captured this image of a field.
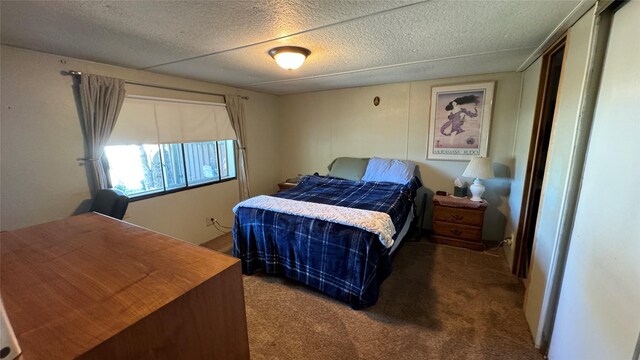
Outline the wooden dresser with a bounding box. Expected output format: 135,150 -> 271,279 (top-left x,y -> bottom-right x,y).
431,195 -> 487,251
277,182 -> 297,192
0,213 -> 250,360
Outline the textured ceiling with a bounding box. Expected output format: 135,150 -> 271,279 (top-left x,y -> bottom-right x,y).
1,0 -> 592,95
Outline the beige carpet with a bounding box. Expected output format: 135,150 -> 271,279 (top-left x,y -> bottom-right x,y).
203,235 -> 542,360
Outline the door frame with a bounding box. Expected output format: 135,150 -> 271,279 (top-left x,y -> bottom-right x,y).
514,2 -> 615,351
512,36 -> 567,278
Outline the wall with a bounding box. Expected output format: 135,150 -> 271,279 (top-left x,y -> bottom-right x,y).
549,2 -> 640,358
521,6 -> 597,344
0,46 -> 281,244
279,72 -> 522,242
502,59 -> 542,268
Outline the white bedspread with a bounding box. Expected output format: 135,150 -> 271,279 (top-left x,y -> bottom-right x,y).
233,195 -> 397,248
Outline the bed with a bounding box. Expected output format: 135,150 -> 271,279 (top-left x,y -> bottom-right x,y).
232,159 -> 421,309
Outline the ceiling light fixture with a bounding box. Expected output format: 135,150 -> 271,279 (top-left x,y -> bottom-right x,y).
268,46 -> 311,70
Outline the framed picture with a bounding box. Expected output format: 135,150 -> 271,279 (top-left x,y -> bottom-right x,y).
427,81 -> 495,160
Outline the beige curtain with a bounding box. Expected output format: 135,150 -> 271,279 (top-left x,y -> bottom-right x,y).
225,95 -> 250,200
79,73 -> 126,193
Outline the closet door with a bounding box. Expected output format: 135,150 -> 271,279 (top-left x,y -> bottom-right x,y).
548,2 -> 640,359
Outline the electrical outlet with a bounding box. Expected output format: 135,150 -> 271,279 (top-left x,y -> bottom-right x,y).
205,217 -> 215,227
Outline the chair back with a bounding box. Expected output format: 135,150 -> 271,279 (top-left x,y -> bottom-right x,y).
90,189 -> 129,220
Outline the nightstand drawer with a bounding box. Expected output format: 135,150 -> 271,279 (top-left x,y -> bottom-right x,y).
433,206 -> 484,226
433,221 -> 482,241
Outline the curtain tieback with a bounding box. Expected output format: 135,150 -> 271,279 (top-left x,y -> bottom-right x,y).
77,157 -> 101,161
238,147 -> 247,150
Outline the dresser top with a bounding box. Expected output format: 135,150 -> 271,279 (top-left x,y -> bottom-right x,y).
433,194 -> 488,209
1,213 -> 238,360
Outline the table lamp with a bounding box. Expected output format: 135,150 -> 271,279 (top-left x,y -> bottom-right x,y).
462,157 -> 494,201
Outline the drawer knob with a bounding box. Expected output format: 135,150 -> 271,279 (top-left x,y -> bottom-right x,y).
451,215 -> 464,221
450,229 -> 463,236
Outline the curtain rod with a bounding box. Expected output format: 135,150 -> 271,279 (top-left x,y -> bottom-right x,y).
66,70 -> 249,100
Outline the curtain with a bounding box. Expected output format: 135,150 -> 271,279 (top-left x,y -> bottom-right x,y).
225,95 -> 251,200
78,73 -> 126,193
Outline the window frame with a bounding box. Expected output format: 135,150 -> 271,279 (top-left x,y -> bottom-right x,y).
105,140 -> 237,202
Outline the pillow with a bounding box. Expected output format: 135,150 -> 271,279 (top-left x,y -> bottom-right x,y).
361,158 -> 415,184
327,157 -> 369,181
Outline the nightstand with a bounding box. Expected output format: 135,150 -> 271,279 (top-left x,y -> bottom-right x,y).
277,182 -> 297,192
431,195 -> 487,251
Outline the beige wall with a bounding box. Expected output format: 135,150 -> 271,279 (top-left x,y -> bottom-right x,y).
279,72 -> 523,242
503,59 -> 542,268
0,46 -> 281,244
521,7 -> 596,344
549,2 -> 640,358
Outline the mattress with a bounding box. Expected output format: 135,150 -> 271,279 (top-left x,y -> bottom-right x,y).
390,207 -> 414,255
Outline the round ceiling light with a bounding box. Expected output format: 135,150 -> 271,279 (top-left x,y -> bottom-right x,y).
268,46 -> 311,70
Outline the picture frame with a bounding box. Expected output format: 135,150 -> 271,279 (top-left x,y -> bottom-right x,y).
426,81 -> 495,161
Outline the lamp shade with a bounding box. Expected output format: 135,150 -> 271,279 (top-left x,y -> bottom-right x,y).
462,157 -> 494,179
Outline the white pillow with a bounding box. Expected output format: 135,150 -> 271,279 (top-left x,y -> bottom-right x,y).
361,158 -> 415,184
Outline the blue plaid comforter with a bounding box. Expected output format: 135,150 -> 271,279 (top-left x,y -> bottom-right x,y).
233,175 -> 421,309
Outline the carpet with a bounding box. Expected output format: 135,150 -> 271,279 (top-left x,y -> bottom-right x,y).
203,235 -> 542,359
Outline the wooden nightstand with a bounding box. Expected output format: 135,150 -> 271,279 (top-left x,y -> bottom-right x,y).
431,195 -> 487,251
277,182 -> 297,192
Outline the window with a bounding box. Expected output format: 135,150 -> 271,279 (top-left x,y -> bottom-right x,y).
104,96 -> 237,199
105,140 -> 235,198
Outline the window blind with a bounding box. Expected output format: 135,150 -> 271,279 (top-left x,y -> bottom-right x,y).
108,96 -> 237,146
108,98 -> 157,145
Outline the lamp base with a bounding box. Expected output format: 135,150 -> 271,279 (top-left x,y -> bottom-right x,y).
469,178 -> 485,202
